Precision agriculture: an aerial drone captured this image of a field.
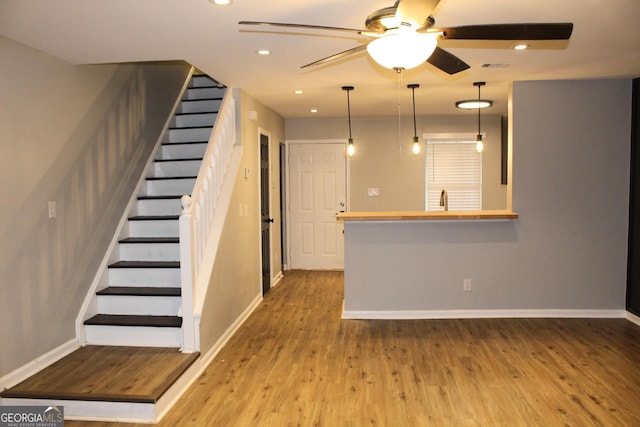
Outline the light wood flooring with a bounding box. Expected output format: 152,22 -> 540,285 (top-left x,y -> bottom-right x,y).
62,270 -> 640,426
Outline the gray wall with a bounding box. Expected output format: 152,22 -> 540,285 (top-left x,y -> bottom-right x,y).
0,35 -> 190,377
198,90 -> 285,354
342,78 -> 631,313
286,114 -> 507,211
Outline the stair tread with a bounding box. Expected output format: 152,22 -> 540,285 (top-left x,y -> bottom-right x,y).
84,314 -> 182,327
175,111 -> 219,116
119,237 -> 179,243
161,141 -> 209,146
97,286 -> 181,296
161,140 -> 208,145
128,215 -> 179,220
109,261 -> 180,268
146,176 -> 196,180
168,125 -> 213,130
154,157 -> 203,163
137,195 -> 183,200
181,97 -> 223,101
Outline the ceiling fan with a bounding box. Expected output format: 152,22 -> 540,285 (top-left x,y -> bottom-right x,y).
239,0 -> 573,74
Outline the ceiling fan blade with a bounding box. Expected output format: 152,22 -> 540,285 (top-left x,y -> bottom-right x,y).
301,45 -> 368,68
426,46 -> 470,75
239,21 -> 365,34
396,0 -> 441,25
438,23 -> 573,40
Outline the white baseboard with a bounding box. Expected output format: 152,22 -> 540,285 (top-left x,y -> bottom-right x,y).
200,293 -> 262,368
342,307 -> 627,320
626,311 -> 640,326
0,339 -> 79,392
271,271 -> 284,288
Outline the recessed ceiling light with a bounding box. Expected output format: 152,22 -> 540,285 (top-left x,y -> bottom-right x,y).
514,44 -> 529,50
310,109 -> 318,113
210,0 -> 233,5
257,50 -> 271,55
294,90 -> 303,94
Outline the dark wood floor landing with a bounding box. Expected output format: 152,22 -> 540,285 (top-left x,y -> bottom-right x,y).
0,346 -> 199,403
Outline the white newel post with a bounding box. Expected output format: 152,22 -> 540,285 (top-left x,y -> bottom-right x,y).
179,195 -> 197,352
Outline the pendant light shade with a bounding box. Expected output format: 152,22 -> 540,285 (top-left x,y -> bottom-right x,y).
343,86 -> 355,156
367,31 -> 437,71
408,84 -> 420,155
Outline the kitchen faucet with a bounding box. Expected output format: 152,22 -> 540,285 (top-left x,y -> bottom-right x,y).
440,189 -> 448,211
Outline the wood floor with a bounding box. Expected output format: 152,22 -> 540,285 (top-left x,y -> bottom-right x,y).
61,270 -> 640,426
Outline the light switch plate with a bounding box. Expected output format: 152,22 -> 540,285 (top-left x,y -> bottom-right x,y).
367,188 -> 379,197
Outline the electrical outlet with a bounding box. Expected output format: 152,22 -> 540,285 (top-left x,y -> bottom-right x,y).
367,187 -> 379,197
463,279 -> 472,292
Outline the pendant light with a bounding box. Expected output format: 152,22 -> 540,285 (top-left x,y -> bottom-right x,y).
475,82 -> 485,153
408,83 -> 420,155
456,82 -> 493,153
342,86 -> 355,156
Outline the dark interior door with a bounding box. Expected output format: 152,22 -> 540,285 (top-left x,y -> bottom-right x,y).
627,78 -> 640,315
260,133 -> 272,296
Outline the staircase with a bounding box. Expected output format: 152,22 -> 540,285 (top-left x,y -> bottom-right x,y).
83,74 -> 225,349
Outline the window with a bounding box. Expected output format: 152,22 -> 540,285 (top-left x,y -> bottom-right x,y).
425,135 -> 482,211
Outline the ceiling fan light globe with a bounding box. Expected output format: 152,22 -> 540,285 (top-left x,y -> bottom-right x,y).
367,32 -> 437,70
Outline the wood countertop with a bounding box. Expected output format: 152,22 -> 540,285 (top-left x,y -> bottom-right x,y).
337,210 -> 519,221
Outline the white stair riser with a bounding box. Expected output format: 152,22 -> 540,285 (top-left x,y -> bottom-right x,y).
84,325 -> 181,347
184,87 -> 225,100
166,127 -> 212,143
108,267 -> 180,287
172,113 -> 217,128
97,295 -> 181,316
178,99 -> 222,114
134,199 -> 182,216
152,160 -> 202,178
119,242 -> 180,261
191,76 -> 217,88
143,179 -> 195,196
128,220 -> 178,237
158,143 -> 207,160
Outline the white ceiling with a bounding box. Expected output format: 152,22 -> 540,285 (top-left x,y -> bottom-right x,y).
1,0 -> 639,118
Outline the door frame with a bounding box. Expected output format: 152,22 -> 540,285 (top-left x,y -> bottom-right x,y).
284,139 -> 351,270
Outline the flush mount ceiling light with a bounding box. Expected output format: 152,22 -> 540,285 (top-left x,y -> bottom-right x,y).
455,99 -> 493,109
257,50 -> 271,55
366,30 -> 438,71
211,0 -> 233,5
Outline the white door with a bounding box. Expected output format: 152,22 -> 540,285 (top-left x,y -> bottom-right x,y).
288,142 -> 346,270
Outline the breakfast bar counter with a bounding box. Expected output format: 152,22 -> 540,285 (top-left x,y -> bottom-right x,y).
337,210 -> 518,222
337,210 -> 519,319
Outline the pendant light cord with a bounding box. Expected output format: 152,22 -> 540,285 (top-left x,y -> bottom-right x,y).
397,71 -> 403,151
477,83 -> 481,136
412,86 -> 417,138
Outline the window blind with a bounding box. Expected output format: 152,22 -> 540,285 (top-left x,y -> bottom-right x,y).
425,141 -> 482,211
